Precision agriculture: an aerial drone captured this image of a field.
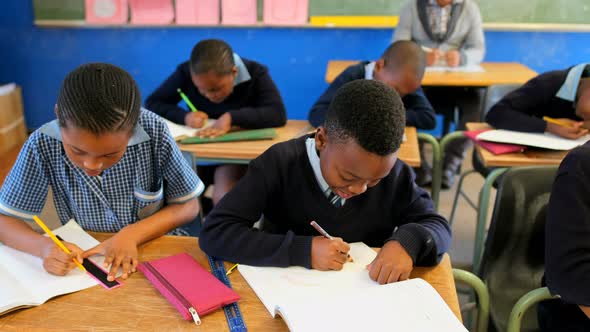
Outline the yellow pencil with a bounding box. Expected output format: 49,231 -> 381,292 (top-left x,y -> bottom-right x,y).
226,263 -> 239,276
32,215 -> 86,272
543,116 -> 574,128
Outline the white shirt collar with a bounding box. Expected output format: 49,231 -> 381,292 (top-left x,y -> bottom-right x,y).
233,53 -> 251,86
305,137 -> 346,205
364,61 -> 376,80
556,63 -> 590,102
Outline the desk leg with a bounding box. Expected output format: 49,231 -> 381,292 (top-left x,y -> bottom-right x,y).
440,131 -> 467,225
418,133 -> 441,210
473,168 -> 507,273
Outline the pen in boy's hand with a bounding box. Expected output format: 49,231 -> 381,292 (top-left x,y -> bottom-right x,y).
310,221 -> 353,262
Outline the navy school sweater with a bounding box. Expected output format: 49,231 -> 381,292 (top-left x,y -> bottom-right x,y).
199,135 -> 451,268
145,57 -> 287,129
308,61 -> 437,130
486,66 -> 583,133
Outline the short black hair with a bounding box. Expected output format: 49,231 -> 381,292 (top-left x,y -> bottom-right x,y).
381,40 -> 426,79
190,39 -> 235,75
56,63 -> 141,135
325,80 -> 405,156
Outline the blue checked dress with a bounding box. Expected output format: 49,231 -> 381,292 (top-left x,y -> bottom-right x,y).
0,109 -> 204,235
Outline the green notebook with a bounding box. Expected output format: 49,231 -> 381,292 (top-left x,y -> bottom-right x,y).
180,128 -> 277,144
33,0 -> 85,21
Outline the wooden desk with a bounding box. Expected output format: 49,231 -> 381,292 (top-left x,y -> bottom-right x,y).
0,144 -> 23,186
326,61 -> 538,87
179,120 -> 312,163
400,126 -> 420,167
179,121 -> 421,168
466,122 -> 567,167
0,235 -> 461,331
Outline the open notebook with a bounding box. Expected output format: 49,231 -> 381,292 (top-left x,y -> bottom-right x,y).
477,129 -> 590,151
238,243 -> 467,332
163,118 -> 215,140
0,220 -> 106,315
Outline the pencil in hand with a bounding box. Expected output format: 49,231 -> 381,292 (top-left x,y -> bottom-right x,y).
543,116 -> 574,128
32,215 -> 86,272
310,221 -> 353,263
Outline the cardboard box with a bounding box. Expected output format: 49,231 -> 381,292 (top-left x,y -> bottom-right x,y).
0,84 -> 27,155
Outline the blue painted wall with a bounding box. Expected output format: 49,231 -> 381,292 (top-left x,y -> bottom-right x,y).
2,1 -> 590,129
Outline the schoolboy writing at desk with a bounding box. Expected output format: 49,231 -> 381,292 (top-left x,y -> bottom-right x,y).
146,39 -> 287,209
200,80 -> 451,283
0,63 -> 203,281
486,63 -> 590,139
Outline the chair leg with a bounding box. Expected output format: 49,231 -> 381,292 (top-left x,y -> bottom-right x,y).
449,169 -> 478,226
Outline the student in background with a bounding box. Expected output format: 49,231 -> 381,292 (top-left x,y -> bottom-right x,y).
308,40 -> 436,186
486,63 -> 590,139
308,40 -> 436,131
201,80 -> 451,283
146,39 -> 286,210
0,63 -> 203,281
394,0 -> 486,188
540,141 -> 590,331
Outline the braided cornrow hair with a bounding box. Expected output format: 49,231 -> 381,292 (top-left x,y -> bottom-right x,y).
57,63 -> 141,134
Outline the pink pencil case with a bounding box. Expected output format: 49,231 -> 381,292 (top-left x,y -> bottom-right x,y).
138,253 -> 240,325
465,129 -> 526,155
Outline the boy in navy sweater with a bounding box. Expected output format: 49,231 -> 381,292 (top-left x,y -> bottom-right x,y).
540,141 -> 590,331
146,39 -> 286,208
200,80 -> 451,283
486,63 -> 590,139
308,41 -> 436,130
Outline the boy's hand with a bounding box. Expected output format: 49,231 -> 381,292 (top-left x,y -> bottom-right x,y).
197,112 -> 232,138
40,238 -> 84,276
83,230 -> 139,281
367,240 -> 413,284
311,236 -> 350,271
445,50 -> 461,67
185,111 -> 209,129
546,120 -> 589,139
425,49 -> 442,66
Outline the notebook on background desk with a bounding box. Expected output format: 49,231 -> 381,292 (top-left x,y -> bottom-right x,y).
238,243 -> 467,332
477,129 -> 590,151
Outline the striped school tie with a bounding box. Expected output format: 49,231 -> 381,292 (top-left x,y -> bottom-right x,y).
327,190 -> 343,208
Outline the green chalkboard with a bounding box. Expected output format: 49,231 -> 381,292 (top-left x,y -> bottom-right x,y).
308,0 -> 590,25
33,0 -> 84,21
309,0 -> 403,16
476,0 -> 590,24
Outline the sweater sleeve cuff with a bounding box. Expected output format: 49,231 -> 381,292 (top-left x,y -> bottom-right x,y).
387,224 -> 433,264
289,235 -> 313,268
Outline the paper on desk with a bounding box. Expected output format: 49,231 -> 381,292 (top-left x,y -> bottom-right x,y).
278,278 -> 467,332
0,220 -> 107,314
238,243 -> 378,316
426,65 -> 484,73
163,118 -> 215,139
477,129 -> 590,150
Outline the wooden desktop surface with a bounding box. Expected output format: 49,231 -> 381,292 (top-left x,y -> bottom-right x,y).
325,61 -> 538,87
178,120 -> 311,161
0,234 -> 461,331
179,121 -> 421,167
467,122 -> 569,167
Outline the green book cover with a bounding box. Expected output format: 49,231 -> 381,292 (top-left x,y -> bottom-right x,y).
33,0 -> 85,21
180,128 -> 277,144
